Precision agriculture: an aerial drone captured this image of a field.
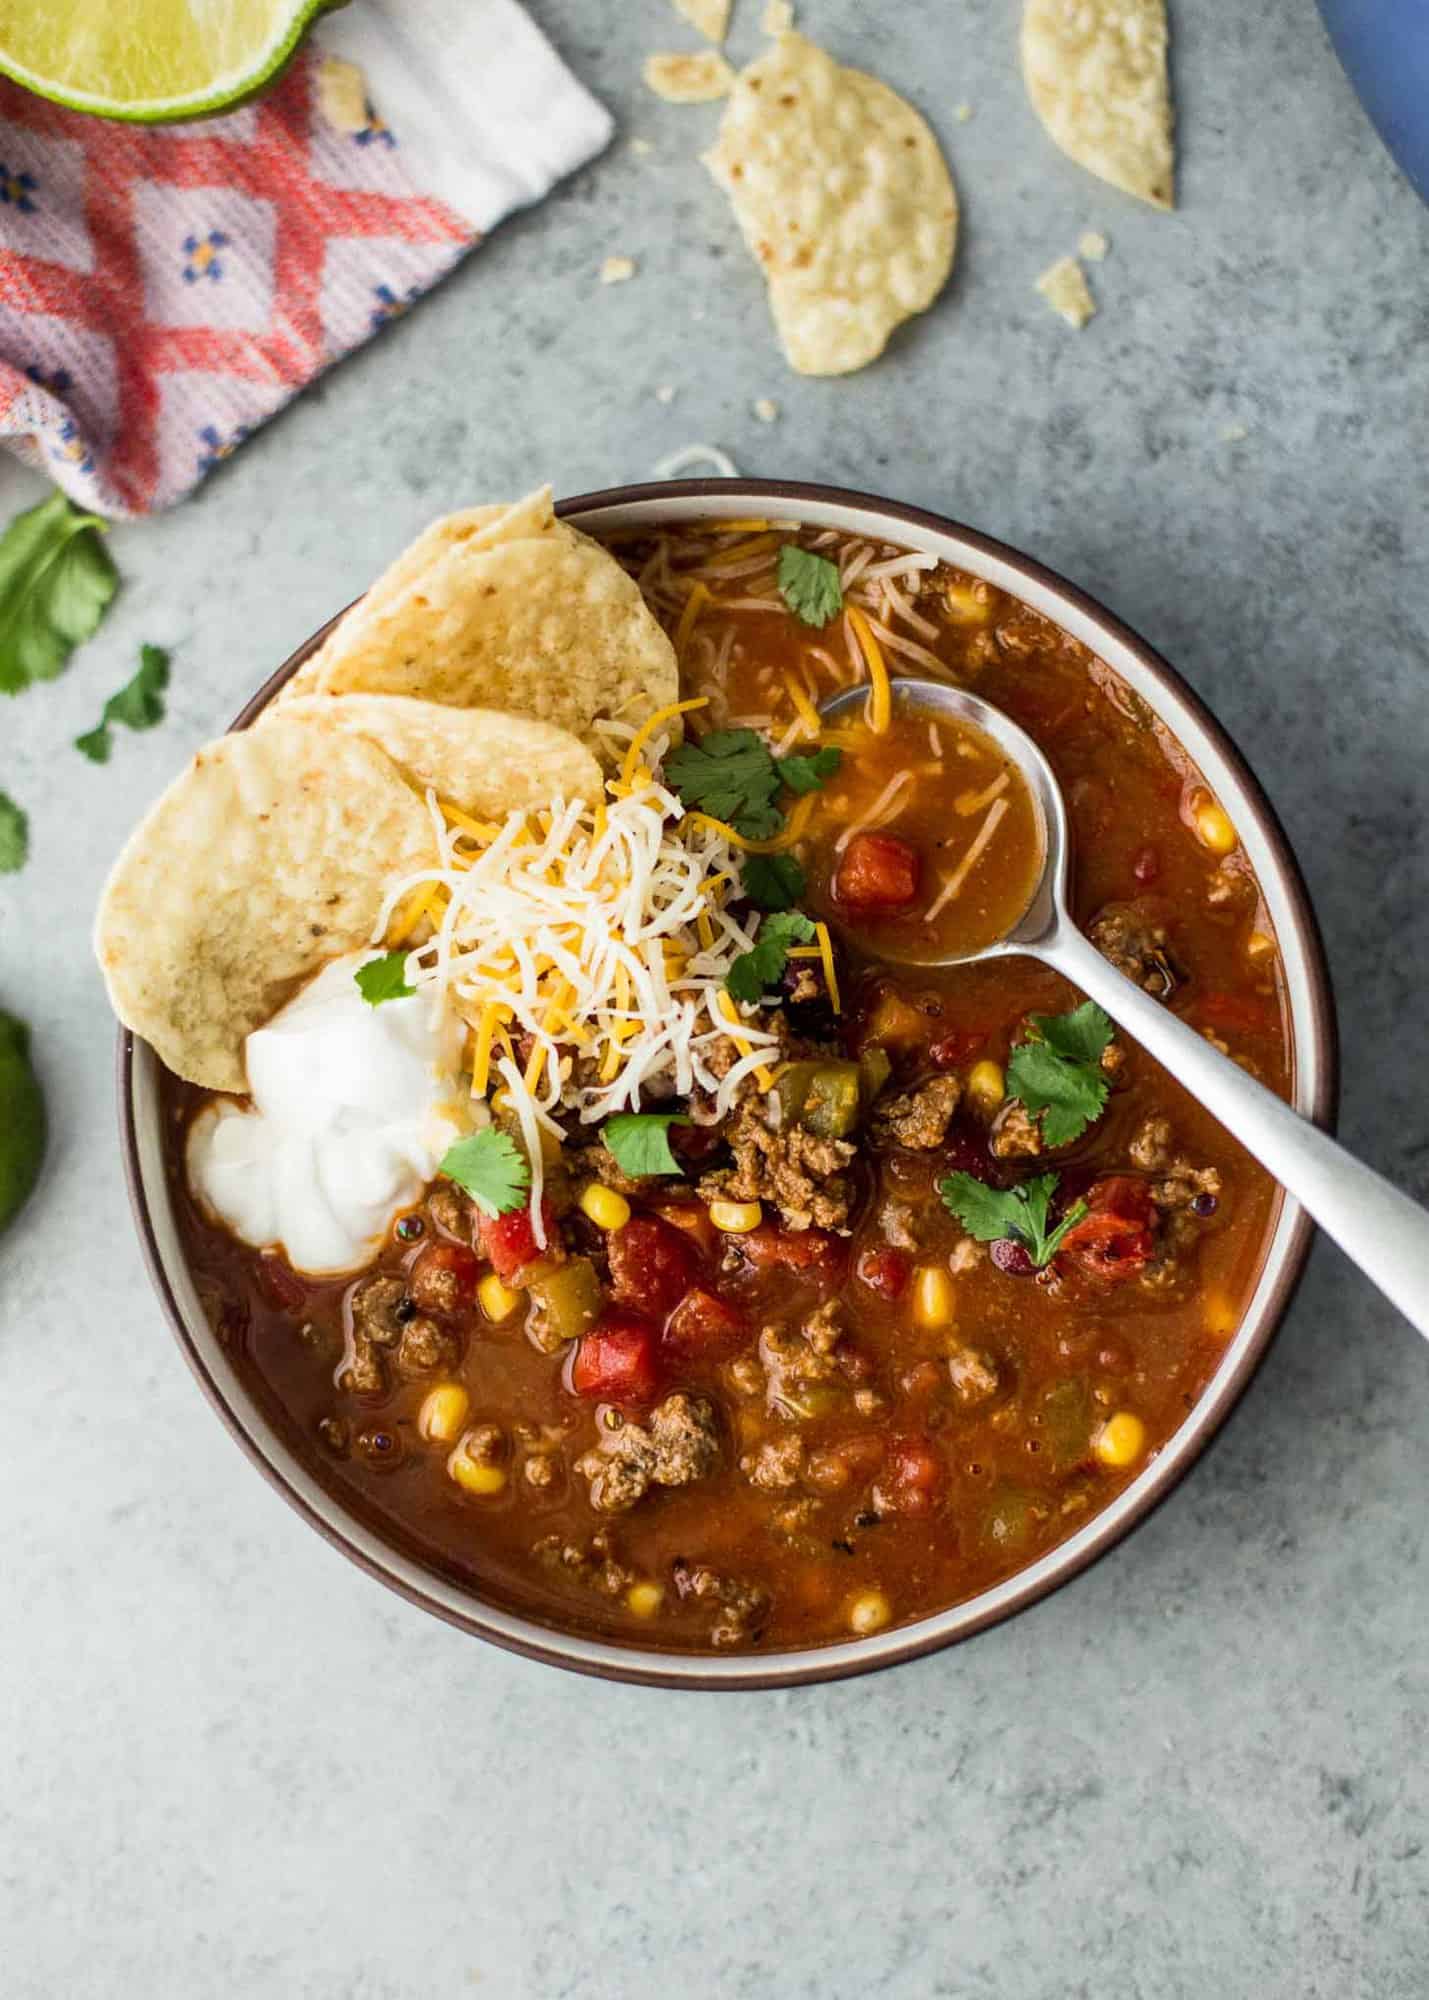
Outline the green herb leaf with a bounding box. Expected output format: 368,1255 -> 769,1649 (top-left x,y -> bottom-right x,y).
0,791 -> 28,874
741,851 -> 806,911
74,643 -> 170,763
1006,1000 -> 1114,1147
777,545 -> 843,628
354,949 -> 415,1007
0,490 -> 118,697
602,1111 -> 691,1178
938,1169 -> 1089,1269
778,745 -> 842,794
664,727 -> 784,840
438,1126 -> 531,1219
725,910 -> 816,1004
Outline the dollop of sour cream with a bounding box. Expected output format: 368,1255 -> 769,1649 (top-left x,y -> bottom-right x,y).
187,951 -> 469,1276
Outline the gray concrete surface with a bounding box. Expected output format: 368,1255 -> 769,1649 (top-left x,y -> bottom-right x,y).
4,1 -> 1429,1993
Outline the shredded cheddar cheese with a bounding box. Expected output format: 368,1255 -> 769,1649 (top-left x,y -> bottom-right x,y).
847,605 -> 892,734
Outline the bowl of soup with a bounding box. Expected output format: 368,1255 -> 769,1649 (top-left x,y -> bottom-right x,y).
115,479 -> 1336,1687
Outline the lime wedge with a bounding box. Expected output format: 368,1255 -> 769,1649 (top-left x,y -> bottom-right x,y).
0,0 -> 339,124
0,1010 -> 45,1234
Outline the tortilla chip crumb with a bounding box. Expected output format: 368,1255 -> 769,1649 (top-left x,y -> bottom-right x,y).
316,57 -> 370,135
630,137 -> 654,156
753,397 -> 780,423
1036,256 -> 1097,329
644,50 -> 737,102
762,0 -> 794,30
656,384 -> 678,404
673,0 -> 731,43
1220,422 -> 1250,443
1078,229 -> 1110,261
954,102 -> 974,123
601,256 -> 638,285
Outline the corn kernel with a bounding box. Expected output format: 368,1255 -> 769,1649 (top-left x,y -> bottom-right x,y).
625,1581 -> 664,1618
418,1382 -> 471,1445
1203,1285 -> 1238,1337
448,1451 -> 507,1497
1247,930 -> 1276,960
848,1589 -> 891,1635
709,1199 -> 763,1234
966,1059 -> 1005,1118
1193,798 -> 1238,856
912,1264 -> 955,1329
1094,1411 -> 1147,1469
478,1273 -> 521,1322
579,1182 -> 631,1231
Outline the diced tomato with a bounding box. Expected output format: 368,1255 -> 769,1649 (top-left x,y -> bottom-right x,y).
664,1287 -> 748,1360
1058,1175 -> 1157,1281
257,1255 -> 307,1312
652,1199 -> 719,1260
570,1309 -> 662,1407
608,1214 -> 701,1318
876,1435 -> 947,1516
406,1239 -> 481,1314
737,1224 -> 846,1279
1194,991 -> 1276,1036
479,1198 -> 561,1283
929,1028 -> 987,1070
833,832 -> 921,916
856,1247 -> 911,1300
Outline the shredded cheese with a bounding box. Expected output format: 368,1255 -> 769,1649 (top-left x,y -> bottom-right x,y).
684,790 -> 818,854
925,798 -> 1010,923
675,583 -> 710,658
847,605 -> 892,734
622,697 -> 708,786
814,921 -> 842,1014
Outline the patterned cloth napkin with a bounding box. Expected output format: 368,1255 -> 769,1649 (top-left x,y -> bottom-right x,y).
0,0 -> 611,517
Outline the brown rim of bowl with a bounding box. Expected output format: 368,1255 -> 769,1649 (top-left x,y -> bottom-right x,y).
117,478 -> 1339,1690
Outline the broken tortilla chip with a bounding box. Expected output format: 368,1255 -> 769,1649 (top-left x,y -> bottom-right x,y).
1021,0 -> 1174,210
1036,255 -> 1097,328
275,695 -> 603,815
644,49 -> 736,102
95,718 -> 436,1093
296,511 -> 680,766
672,0 -> 730,43
704,32 -> 958,376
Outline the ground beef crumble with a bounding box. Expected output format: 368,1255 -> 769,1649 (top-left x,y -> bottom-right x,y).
576,1393 -> 721,1512
1088,903 -> 1179,999
870,1074 -> 962,1150
698,1098 -> 855,1232
671,1558 -> 771,1647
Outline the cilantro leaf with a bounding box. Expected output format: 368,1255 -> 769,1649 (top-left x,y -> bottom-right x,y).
1006,1001 -> 1114,1147
664,728 -> 784,841
74,643 -> 169,763
938,1170 -> 1089,1269
0,490 -> 118,696
602,1111 -> 690,1178
741,851 -> 805,911
438,1126 -> 531,1218
778,745 -> 842,794
725,910 -> 815,1003
354,950 -> 415,1006
777,545 -> 843,628
0,791 -> 27,874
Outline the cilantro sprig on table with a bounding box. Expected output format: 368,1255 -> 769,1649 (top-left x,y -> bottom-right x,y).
0,490 -> 118,696
1006,1001 -> 1114,1148
939,1170 -> 1088,1270
75,644 -> 169,763
438,1127 -> 530,1218
354,949 -> 415,1007
602,1111 -> 690,1178
777,545 -> 843,628
725,911 -> 815,1004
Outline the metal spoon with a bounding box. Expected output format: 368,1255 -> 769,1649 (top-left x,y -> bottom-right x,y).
820,677 -> 1429,1340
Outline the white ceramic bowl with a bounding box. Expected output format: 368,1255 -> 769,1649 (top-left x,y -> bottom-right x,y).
120,480 -> 1338,1688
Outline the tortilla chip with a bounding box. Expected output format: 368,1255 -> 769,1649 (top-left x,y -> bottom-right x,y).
95,719 -> 435,1093
1036,255 -> 1097,327
644,51 -> 736,102
297,515 -> 679,767
276,695 -> 603,814
672,0 -> 730,42
761,0 -> 794,31
704,33 -> 958,376
1021,0 -> 1174,210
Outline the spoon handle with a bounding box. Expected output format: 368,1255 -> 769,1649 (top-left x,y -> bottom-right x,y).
1037,924 -> 1429,1341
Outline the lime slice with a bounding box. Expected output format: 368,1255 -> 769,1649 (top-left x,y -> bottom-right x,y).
0,1010 -> 45,1234
0,0 -> 340,124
